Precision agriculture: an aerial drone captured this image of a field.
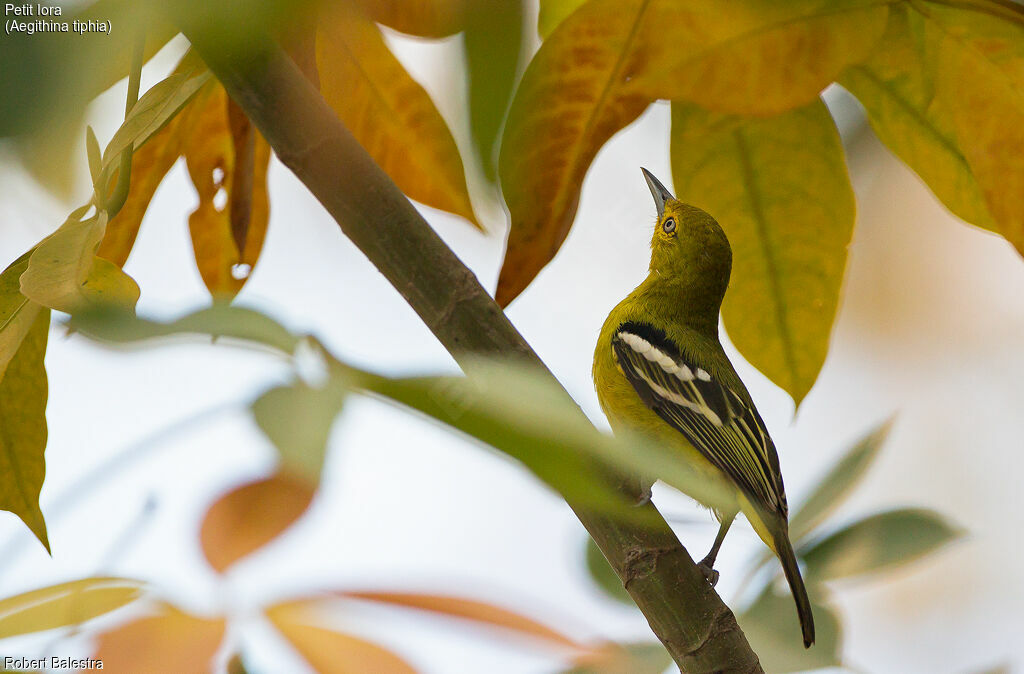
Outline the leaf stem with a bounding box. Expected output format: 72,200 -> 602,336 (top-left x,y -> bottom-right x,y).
104,29 -> 146,219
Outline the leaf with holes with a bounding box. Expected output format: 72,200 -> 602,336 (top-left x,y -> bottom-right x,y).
182,85 -> 272,297
200,474 -> 315,573
317,3 -> 478,227
670,98 -> 854,405
0,577 -> 145,638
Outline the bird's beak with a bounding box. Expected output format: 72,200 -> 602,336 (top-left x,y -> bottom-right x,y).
640,167 -> 674,218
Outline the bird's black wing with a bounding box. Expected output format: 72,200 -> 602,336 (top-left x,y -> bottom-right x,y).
612,321 -> 786,515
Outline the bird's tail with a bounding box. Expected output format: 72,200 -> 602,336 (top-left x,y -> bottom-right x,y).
773,528 -> 815,648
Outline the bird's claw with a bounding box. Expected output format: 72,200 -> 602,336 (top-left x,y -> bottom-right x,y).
697,559 -> 719,587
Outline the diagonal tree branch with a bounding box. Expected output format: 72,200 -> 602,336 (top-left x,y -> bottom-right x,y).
177,19 -> 763,673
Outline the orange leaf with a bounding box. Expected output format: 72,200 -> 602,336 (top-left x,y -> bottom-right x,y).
200,473 -> 314,573
268,601 -> 417,674
350,0 -> 467,38
317,4 -> 478,227
94,606 -> 225,673
496,0 -> 887,306
339,591 -> 585,650
182,85 -> 272,297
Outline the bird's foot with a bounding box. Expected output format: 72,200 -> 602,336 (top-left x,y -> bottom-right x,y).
697,557 -> 720,587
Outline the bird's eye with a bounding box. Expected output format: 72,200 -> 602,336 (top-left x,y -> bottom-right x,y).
662,217 -> 676,234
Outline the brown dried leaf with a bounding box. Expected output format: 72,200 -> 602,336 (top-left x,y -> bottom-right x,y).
317,4 -> 478,227
200,473 -> 314,573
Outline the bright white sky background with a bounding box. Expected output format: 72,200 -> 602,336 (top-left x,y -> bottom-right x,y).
1,18 -> 1024,674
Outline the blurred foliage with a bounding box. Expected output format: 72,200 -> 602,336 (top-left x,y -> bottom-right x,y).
0,577 -> 144,639
584,421 -> 962,671
1,0 -> 1021,670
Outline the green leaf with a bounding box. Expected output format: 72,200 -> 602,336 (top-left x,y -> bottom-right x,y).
537,0 -> 588,38
19,211 -> 141,314
464,0 -> 525,181
251,380 -> 348,484
839,5 -> 997,232
584,537 -> 632,604
800,508 -> 963,582
671,98 -> 855,405
563,642 -> 672,674
1,249 -> 42,379
356,360 -> 733,518
789,418 -> 893,542
86,126 -> 103,196
68,303 -> 301,355
100,70 -> 212,179
0,306 -> 51,552
0,577 -> 145,638
738,587 -> 841,673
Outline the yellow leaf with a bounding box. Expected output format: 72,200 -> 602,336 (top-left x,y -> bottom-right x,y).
839,5 -> 997,232
340,591 -> 585,649
94,605 -> 226,673
350,0 -> 466,37
268,601 -> 417,674
317,4 -> 478,227
917,1 -> 1024,256
537,0 -> 589,38
1,250 -> 41,379
0,306 -> 50,552
628,0 -> 889,115
182,85 -> 272,296
199,473 -> 314,573
671,98 -> 854,405
20,211 -> 141,314
0,577 -> 145,639
497,0 -> 886,306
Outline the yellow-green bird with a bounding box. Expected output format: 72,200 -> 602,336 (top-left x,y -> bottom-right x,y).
592,168 -> 814,648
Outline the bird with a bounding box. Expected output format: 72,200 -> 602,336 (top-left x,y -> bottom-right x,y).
592,168 -> 814,648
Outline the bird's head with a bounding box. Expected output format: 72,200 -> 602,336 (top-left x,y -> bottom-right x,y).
640,168 -> 732,289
